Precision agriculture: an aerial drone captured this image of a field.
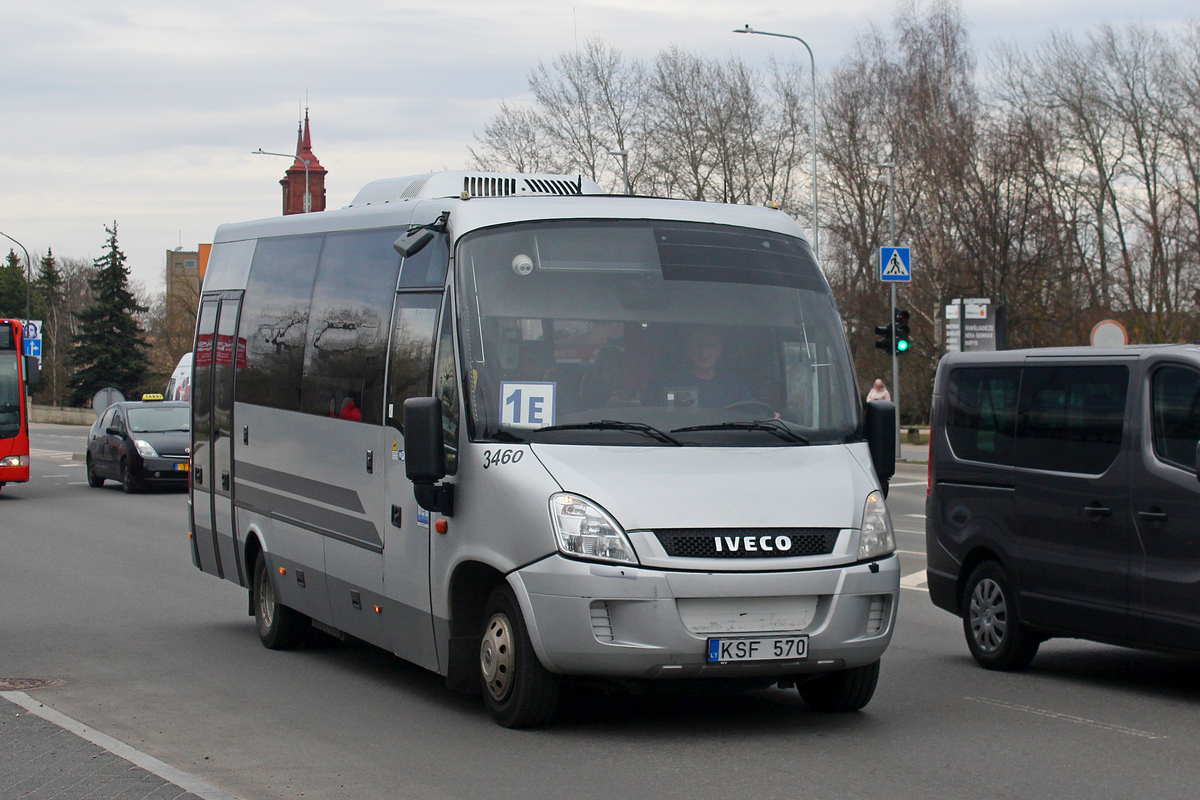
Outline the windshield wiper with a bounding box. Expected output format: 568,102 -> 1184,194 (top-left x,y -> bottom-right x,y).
671,419 -> 810,445
537,420 -> 683,446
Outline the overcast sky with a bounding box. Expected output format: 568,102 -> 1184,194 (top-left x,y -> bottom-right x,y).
0,0 -> 1194,297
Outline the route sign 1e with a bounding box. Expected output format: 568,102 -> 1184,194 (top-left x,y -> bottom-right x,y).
880,247 -> 911,282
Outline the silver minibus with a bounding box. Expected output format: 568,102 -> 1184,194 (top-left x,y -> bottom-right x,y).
188,170 -> 899,726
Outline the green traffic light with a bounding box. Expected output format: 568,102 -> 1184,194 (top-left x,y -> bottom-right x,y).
896,339 -> 909,352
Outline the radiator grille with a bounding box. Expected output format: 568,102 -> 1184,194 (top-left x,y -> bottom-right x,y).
653,528 -> 839,559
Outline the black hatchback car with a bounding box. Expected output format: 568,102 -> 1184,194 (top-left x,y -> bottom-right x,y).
86,397 -> 190,492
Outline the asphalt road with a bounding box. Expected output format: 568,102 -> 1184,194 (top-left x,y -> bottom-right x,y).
3,423 -> 1199,799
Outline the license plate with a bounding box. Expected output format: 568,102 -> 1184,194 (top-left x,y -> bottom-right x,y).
707,635 -> 808,663
175,463 -> 189,472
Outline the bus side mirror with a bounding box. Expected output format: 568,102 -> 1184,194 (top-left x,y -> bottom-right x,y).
403,396 -> 454,516
24,355 -> 39,387
394,229 -> 434,258
864,400 -> 896,493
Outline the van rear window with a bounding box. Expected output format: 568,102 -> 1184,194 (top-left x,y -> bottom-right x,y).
945,368 -> 1019,465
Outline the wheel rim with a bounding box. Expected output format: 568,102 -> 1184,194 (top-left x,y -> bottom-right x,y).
258,567 -> 275,630
969,577 -> 1008,653
480,612 -> 515,702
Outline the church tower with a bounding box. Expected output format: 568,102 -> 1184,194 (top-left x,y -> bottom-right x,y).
281,109 -> 328,215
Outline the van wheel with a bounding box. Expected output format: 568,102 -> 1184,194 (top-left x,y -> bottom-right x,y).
253,552 -> 308,650
479,584 -> 561,728
962,561 -> 1040,671
86,455 -> 104,487
797,660 -> 880,712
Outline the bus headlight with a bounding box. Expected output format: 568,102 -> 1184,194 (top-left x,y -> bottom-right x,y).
549,493 -> 638,565
1,455 -> 29,467
858,490 -> 896,560
134,440 -> 159,458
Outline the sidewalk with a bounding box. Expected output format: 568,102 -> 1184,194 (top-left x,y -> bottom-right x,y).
0,692 -> 236,800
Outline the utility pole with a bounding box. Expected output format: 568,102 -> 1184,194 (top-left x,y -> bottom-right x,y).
881,163 -> 900,457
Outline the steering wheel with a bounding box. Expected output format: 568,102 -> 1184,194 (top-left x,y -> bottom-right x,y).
723,400 -> 776,417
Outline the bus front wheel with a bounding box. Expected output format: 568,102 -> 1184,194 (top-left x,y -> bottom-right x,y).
479,584 -> 561,728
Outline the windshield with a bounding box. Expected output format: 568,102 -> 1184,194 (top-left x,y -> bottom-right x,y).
0,350 -> 19,439
457,219 -> 859,446
127,405 -> 191,433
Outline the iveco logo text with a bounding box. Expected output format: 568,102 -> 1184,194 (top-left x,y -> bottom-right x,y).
714,535 -> 793,553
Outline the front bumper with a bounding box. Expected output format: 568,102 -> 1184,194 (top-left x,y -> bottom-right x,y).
133,457 -> 189,483
511,554 -> 900,679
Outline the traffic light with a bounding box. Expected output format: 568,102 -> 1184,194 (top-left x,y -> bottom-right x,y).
894,309 -> 911,354
874,323 -> 893,353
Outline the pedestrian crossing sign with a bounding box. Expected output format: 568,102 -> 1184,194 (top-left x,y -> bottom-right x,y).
880,247 -> 911,282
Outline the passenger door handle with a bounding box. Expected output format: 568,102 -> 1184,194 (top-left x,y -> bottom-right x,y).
1084,504 -> 1112,519
1138,509 -> 1168,523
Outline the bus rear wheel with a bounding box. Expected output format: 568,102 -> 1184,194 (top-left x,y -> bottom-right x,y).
479,584 -> 561,728
253,552 -> 308,650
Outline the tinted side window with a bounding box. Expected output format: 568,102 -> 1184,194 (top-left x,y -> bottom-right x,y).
945,367 -> 1020,465
1017,365 -> 1128,474
301,228 -> 405,424
434,295 -> 460,475
236,235 -> 323,411
385,293 -> 441,428
397,234 -> 450,288
1151,365 -> 1200,472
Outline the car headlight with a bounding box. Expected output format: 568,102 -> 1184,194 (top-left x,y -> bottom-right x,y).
549,493 -> 638,565
0,455 -> 29,468
858,490 -> 896,560
134,440 -> 159,458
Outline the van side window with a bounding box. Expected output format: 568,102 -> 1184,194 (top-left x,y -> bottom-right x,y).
945,368 -> 1019,465
1017,365 -> 1128,474
237,235 -> 323,412
300,228 -> 405,424
1151,365 -> 1200,472
385,293 -> 441,428
434,295 -> 460,475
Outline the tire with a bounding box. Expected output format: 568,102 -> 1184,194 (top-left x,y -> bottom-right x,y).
120,459 -> 140,493
797,660 -> 880,712
479,584 -> 561,728
86,455 -> 104,488
961,561 -> 1041,671
252,552 -> 308,650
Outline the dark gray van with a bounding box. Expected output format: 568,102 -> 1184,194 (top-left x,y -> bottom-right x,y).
927,344 -> 1200,669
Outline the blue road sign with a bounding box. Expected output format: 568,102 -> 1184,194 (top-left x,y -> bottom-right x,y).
880,247 -> 911,282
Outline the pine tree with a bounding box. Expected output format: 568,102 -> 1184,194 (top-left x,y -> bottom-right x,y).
66,223 -> 150,406
37,248 -> 65,406
0,249 -> 27,318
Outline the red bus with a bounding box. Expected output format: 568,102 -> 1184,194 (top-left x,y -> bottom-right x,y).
0,319 -> 38,491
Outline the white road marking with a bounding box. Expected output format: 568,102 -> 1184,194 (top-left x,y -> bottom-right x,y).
896,529 -> 925,535
888,480 -> 926,487
900,569 -> 928,592
965,696 -> 1166,740
905,513 -> 926,518
41,474 -> 69,478
1,690 -> 241,800
896,549 -> 925,555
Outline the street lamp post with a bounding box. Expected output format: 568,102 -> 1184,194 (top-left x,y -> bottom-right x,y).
734,24 -> 819,259
607,148 -> 632,195
252,149 -> 312,213
0,230 -> 33,322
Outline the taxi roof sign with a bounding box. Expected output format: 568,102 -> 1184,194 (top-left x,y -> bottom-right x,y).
141,393 -> 164,402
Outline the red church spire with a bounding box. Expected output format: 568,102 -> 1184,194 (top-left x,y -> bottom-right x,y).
281,108 -> 328,215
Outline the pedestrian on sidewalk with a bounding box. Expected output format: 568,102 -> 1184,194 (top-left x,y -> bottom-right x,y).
866,378 -> 891,403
